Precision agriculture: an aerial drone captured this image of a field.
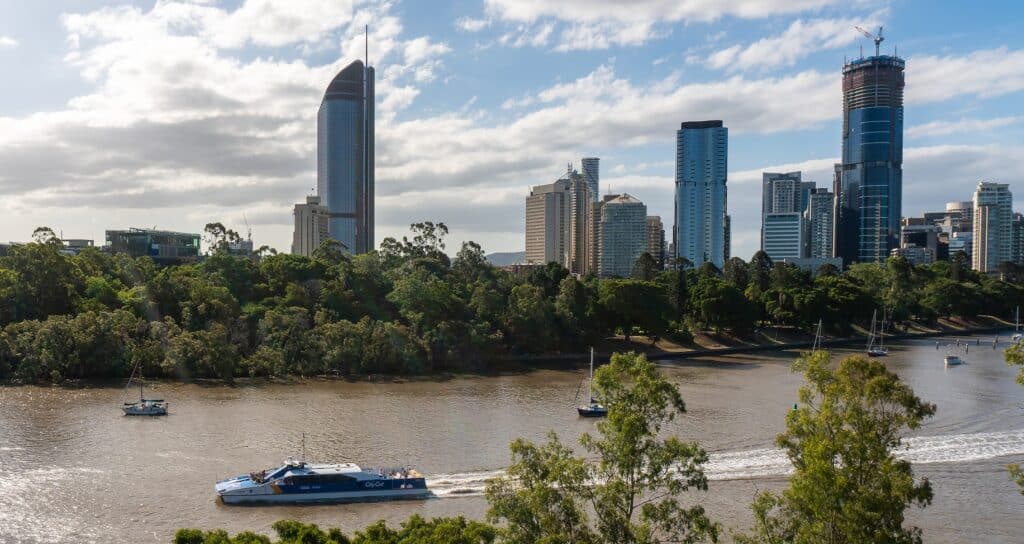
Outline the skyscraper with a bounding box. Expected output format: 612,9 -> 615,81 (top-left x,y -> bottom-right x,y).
318,59 -> 374,254
646,216 -> 665,269
524,165 -> 592,273
581,157 -> 600,203
762,171 -> 807,260
292,195 -> 331,257
674,121 -> 728,268
972,181 -> 1013,272
834,51 -> 904,264
599,194 -> 647,278
807,188 -> 835,259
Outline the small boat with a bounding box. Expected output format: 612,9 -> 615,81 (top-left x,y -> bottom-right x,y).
122,360 -> 167,416
866,309 -> 888,357
1013,306 -> 1022,342
577,347 -> 607,418
945,344 -> 965,366
216,455 -> 429,504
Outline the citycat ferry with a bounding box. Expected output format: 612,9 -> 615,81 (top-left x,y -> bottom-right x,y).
215,458 -> 430,504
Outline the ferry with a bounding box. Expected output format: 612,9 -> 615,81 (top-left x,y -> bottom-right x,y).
215,458 -> 430,504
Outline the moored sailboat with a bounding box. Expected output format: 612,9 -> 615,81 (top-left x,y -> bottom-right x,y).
866,309 -> 888,357
122,360 -> 167,416
577,347 -> 607,417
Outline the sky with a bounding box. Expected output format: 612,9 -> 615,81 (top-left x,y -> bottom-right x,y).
1,0 -> 1023,259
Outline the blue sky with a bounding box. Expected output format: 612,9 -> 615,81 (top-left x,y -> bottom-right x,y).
1,0 -> 1022,259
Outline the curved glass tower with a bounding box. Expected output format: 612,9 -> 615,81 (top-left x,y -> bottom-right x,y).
835,54 -> 904,264
317,60 -> 374,254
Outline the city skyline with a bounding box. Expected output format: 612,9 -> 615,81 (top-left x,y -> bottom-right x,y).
1,1 -> 1023,259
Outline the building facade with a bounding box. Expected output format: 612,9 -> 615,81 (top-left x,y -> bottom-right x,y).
318,60 -> 374,254
105,228 -> 200,265
834,54 -> 905,264
292,195 -> 331,257
1012,212 -> 1024,265
763,213 -> 804,259
524,166 -> 592,273
599,194 -> 647,278
525,178 -> 570,266
646,216 -> 665,269
674,120 -> 728,269
972,182 -> 1013,272
581,157 -> 600,203
807,188 -> 834,259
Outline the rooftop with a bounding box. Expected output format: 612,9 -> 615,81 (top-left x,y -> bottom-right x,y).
679,120 -> 723,130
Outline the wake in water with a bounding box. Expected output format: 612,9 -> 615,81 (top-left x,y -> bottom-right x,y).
429,429 -> 1024,498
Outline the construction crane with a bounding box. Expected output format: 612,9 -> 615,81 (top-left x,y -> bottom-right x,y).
855,25 -> 884,57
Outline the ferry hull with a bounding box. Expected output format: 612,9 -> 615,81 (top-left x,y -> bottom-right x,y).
218,487 -> 431,504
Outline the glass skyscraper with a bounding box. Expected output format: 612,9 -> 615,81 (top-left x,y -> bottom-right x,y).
581,157 -> 600,202
674,120 -> 727,269
835,53 -> 904,264
318,60 -> 374,254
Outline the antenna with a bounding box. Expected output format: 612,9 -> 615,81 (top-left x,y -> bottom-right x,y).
365,24 -> 368,67
243,213 -> 252,241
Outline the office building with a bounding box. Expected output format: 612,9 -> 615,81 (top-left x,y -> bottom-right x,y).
891,246 -> 934,266
834,51 -> 905,264
807,188 -> 834,259
674,120 -> 728,269
724,215 -> 731,261
524,165 -> 592,273
292,195 -> 331,257
318,59 -> 374,254
581,157 -> 600,203
763,213 -> 804,259
972,182 -> 1013,272
646,216 -> 665,269
949,231 -> 973,261
599,194 -> 647,278
105,228 -> 200,265
1012,213 -> 1024,265
901,223 -> 940,259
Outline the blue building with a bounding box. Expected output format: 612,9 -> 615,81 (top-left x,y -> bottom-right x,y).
318,60 -> 374,254
674,120 -> 728,269
835,54 -> 904,264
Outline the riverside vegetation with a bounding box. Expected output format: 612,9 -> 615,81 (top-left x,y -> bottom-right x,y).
3,222 -> 1024,384
176,351 -> 940,544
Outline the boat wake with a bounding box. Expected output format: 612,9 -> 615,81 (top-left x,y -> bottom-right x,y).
429,429 -> 1024,498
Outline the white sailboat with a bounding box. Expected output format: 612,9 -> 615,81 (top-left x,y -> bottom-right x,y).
1013,306 -> 1022,342
577,347 -> 607,417
944,344 -> 964,366
867,309 -> 888,357
122,359 -> 168,416
812,319 -> 823,353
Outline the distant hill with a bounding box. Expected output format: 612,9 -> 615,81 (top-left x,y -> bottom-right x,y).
486,251 -> 526,266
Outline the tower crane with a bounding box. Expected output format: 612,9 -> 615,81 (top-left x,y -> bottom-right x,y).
855,25 -> 884,57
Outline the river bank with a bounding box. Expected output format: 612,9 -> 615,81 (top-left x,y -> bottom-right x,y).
512,315 -> 1017,364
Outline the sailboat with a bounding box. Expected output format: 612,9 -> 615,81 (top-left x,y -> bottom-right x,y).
577,347 -> 607,418
1013,306 -> 1022,342
122,359 -> 168,416
866,309 -> 889,357
812,319 -> 823,352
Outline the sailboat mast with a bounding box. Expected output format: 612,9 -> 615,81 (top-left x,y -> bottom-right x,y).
588,347 -> 594,401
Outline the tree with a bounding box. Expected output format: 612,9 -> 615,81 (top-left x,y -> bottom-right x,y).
487,352 -> 718,544
748,251 -> 773,292
176,516 -> 496,544
723,256 -> 750,289
739,351 -> 936,544
1005,342 -> 1024,494
631,252 -> 660,281
598,280 -> 671,340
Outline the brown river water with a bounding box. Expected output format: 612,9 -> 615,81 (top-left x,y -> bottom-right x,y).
1,337 -> 1023,543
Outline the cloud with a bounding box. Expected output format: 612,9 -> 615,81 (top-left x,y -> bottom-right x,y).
908,47 -> 1024,102
707,14 -> 884,72
0,36 -> 17,48
482,0 -> 845,50
906,116 -> 1023,139
456,17 -> 490,32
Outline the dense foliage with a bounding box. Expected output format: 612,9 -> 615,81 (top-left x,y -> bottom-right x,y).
174,516 -> 496,544
1005,335 -> 1024,494
485,352 -> 719,543
737,351 -> 936,544
2,224 -> 1023,384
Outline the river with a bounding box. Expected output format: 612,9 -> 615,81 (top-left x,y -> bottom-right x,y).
1,336 -> 1023,543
